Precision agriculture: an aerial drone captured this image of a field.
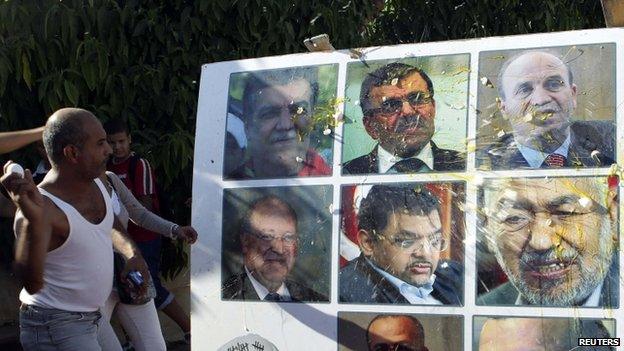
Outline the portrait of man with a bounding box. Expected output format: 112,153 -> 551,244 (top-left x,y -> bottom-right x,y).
342,62 -> 466,174
478,176 -> 618,307
222,194 -> 328,302
226,66 -> 333,179
476,317 -> 615,351
338,312 -> 462,351
339,184 -> 463,305
366,314 -> 429,351
478,47 -> 615,169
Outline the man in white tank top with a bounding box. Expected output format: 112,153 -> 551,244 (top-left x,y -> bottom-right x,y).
1,108 -> 149,351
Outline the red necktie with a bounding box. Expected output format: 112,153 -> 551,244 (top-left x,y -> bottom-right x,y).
544,153 -> 566,168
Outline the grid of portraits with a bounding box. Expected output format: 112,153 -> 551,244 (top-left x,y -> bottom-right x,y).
198,31 -> 622,350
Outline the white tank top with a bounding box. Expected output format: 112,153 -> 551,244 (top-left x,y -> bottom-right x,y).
19,178 -> 114,312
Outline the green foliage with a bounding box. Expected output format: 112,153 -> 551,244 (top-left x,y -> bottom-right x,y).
368,0 -> 605,45
0,0 -> 376,276
0,0 -> 606,276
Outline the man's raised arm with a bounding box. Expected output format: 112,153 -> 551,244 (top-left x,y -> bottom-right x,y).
0,127 -> 44,154
1,162 -> 50,294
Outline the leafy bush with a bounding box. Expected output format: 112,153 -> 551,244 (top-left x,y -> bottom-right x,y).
0,0 -> 605,276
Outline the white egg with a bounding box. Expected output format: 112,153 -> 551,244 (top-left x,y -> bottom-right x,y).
7,163 -> 24,178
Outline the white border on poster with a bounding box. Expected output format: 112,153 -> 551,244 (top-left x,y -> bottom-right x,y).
192,27 -> 624,350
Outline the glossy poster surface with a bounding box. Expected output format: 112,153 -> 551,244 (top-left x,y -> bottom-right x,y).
193,28 -> 623,350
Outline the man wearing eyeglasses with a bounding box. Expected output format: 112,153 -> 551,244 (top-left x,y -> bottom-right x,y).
222,195 -> 326,302
480,50 -> 615,170
478,177 -> 618,307
226,66 -> 331,179
366,314 -> 429,351
339,185 -> 463,305
343,62 -> 465,174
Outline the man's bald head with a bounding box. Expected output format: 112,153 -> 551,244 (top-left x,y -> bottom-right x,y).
367,314 -> 427,351
497,50 -> 574,101
43,108 -> 98,167
495,50 -> 578,152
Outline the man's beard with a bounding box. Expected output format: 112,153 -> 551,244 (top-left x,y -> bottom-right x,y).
495,218 -> 614,306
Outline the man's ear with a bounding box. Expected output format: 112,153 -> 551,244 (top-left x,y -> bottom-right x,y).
357,229 -> 376,256
243,118 -> 253,139
570,83 -> 578,110
363,116 -> 379,140
63,145 -> 80,164
240,233 -> 249,254
127,133 -> 132,144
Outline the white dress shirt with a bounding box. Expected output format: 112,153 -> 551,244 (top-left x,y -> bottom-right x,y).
517,133 -> 571,168
378,143 -> 434,173
245,266 -> 291,301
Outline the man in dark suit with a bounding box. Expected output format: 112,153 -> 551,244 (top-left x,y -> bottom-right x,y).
481,50 -> 615,169
339,185 -> 463,305
222,195 -> 326,302
477,177 -> 618,307
343,63 -> 465,174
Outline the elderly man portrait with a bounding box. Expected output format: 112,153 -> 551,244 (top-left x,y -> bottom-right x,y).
226,66 -> 332,179
477,317 -> 615,351
480,49 -> 615,169
339,184 -> 463,305
222,195 -> 327,302
342,62 -> 465,174
366,314 -> 429,351
478,176 -> 618,307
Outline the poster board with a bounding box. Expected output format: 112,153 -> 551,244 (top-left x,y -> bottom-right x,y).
192,28 -> 623,350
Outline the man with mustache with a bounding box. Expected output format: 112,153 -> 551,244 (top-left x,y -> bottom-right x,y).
482,50 -> 615,169
339,185 -> 463,305
226,66 -> 331,179
222,195 -> 326,302
478,177 -> 618,307
343,62 -> 464,174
